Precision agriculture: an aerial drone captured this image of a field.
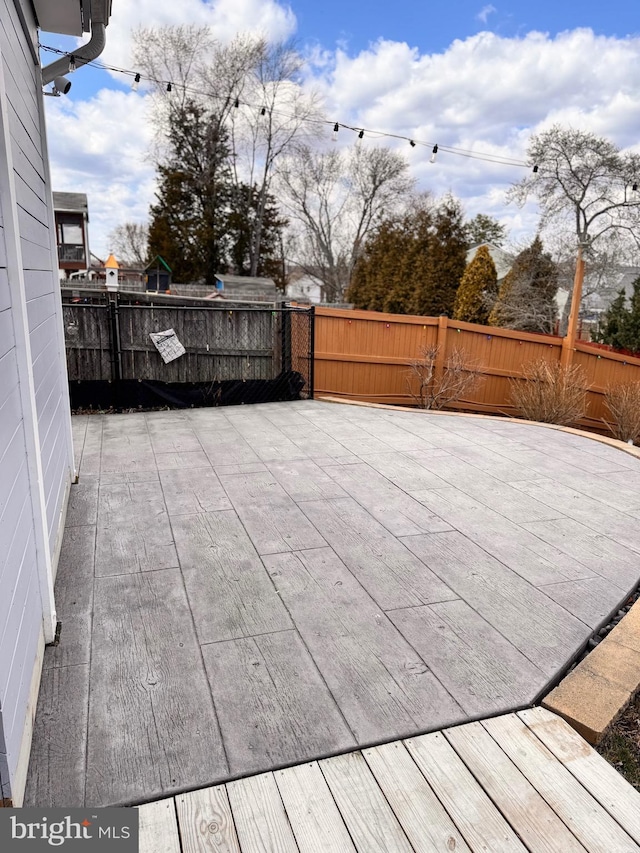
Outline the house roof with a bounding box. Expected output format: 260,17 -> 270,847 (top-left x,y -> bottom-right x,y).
53,192 -> 89,217
215,274 -> 275,288
145,255 -> 172,273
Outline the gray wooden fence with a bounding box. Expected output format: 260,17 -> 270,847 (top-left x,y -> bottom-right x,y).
62,291 -> 313,387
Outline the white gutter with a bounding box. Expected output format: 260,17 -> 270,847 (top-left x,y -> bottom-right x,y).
41,21 -> 106,86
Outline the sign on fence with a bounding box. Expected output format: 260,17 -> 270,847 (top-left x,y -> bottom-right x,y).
149,328 -> 186,364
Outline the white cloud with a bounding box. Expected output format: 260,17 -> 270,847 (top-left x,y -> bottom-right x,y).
48,21 -> 640,257
45,89 -> 156,258
102,0 -> 297,70
313,28 -> 640,243
476,5 -> 497,25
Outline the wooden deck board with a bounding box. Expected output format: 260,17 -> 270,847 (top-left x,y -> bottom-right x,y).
129,711 -> 640,852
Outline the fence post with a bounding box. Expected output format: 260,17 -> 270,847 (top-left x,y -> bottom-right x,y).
108,295 -> 122,382
308,306 -> 315,399
435,314 -> 448,384
561,245 -> 586,368
281,307 -> 292,373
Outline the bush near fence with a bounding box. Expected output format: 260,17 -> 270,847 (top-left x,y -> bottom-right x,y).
313,307 -> 640,433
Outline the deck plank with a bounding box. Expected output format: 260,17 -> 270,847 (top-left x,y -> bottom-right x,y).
320,752 -> 414,853
23,664 -> 90,808
275,762 -> 356,852
264,549 -> 463,742
521,517 -> 640,590
405,731 -> 528,852
401,531 -> 587,676
388,599 -> 545,714
299,498 -> 457,609
172,510 -> 292,643
536,576 -> 628,627
138,798 -> 181,853
202,630 -> 356,775
482,713 -> 640,853
86,569 -> 227,806
363,740 -> 472,853
413,486 -> 594,586
323,462 -> 452,536
95,481 -> 178,575
226,773 -> 299,853
519,707 -> 640,844
176,786 -> 241,853
160,467 -> 232,515
445,721 -> 587,853
266,459 -> 348,502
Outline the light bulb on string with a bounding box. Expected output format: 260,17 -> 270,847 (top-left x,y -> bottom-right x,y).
234,97 -> 240,108
260,106 -> 266,116
68,55 -> 76,72
132,73 -> 141,92
166,82 -> 172,93
358,129 -> 364,140
533,164 -> 539,173
409,140 -> 415,148
332,122 -> 339,142
430,144 -> 438,164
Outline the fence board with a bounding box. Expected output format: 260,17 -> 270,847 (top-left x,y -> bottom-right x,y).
314,308 -> 640,432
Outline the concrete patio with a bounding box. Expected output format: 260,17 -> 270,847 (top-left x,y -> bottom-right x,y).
24,400 -> 640,807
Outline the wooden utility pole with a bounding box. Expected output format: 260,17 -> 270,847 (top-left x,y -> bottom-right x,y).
561,244 -> 586,367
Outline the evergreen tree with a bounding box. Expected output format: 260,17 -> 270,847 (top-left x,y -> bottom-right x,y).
148,100 -> 232,285
594,278 -> 640,353
464,213 -> 508,247
412,196 -> 468,317
488,236 -> 558,332
453,245 -> 498,324
226,183 -> 287,283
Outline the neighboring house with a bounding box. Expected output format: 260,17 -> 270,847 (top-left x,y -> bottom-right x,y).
285,271 -> 323,304
212,273 -> 277,302
466,243 -> 513,284
53,191 -> 89,278
0,0 -> 112,805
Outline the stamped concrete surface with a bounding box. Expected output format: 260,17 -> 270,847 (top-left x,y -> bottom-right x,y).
24,401 -> 640,807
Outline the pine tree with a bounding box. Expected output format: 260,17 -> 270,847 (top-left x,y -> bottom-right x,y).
452,245 -> 498,323
412,196 -> 468,317
464,213 -> 508,247
594,278 -> 640,353
488,236 -> 558,332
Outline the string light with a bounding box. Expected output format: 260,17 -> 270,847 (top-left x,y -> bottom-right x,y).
260,106 -> 266,115
37,42 -> 535,170
332,122 -> 339,142
633,183 -> 638,192
132,73 -> 141,92
68,55 -> 76,72
358,129 -> 364,139
234,97 -> 240,108
430,144 -> 438,164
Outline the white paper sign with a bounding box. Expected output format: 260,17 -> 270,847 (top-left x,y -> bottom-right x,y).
149,328 -> 186,363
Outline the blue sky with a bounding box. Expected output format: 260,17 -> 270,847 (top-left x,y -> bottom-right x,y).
41,0 -> 640,257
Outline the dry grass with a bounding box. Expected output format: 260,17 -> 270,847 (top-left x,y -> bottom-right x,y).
407,346 -> 485,410
604,381 -> 640,444
510,360 -> 589,425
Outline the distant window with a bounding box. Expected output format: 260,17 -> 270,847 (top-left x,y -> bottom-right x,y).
59,222 -> 83,245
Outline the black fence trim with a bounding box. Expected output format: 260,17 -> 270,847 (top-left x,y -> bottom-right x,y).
69,371 -> 306,412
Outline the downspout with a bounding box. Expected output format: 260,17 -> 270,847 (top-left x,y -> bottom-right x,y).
41,22 -> 107,86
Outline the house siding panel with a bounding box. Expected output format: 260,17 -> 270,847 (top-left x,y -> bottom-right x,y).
0,0 -> 73,803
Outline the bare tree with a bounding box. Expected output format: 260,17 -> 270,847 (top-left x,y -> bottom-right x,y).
277,144 -> 415,301
509,126 -> 640,330
107,222 -> 149,268
132,28 -> 322,276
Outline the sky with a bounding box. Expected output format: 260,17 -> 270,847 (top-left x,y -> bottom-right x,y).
40,0 -> 640,259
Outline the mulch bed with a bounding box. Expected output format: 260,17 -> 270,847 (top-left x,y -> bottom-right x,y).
597,692 -> 640,791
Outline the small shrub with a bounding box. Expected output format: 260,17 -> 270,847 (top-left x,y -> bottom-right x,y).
407,346 -> 485,410
510,360 -> 588,425
604,381 -> 640,444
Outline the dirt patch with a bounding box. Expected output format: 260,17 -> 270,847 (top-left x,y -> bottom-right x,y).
597,692 -> 640,791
